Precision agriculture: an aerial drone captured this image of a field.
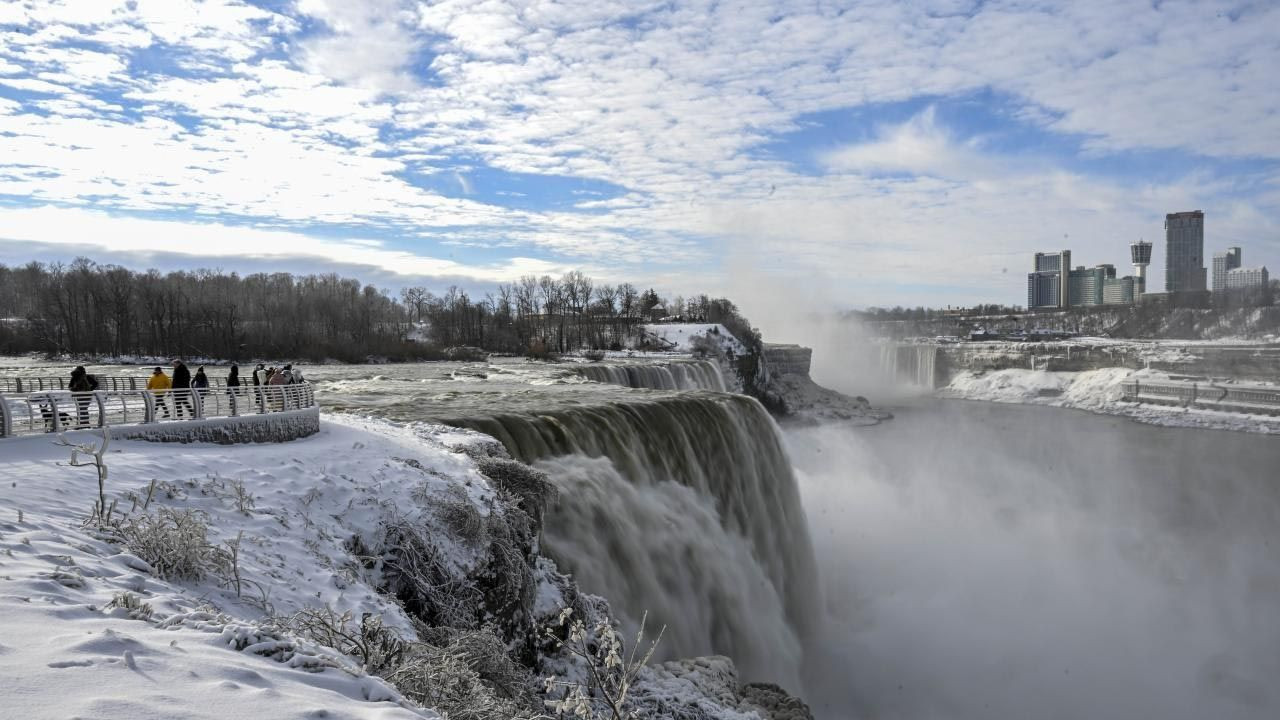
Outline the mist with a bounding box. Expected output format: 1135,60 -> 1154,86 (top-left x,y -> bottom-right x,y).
786,400 -> 1280,720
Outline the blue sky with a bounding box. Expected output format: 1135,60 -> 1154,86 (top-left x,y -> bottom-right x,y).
0,0 -> 1277,310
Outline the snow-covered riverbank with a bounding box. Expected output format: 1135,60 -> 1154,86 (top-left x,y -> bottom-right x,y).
940,368 -> 1280,434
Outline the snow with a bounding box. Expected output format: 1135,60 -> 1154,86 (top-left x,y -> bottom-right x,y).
0,414 -> 516,720
942,368 -> 1280,434
641,324 -> 746,355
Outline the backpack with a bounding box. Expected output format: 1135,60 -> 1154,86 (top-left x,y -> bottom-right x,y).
86,374 -> 100,391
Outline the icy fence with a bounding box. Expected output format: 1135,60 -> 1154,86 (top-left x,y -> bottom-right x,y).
1121,379 -> 1280,416
0,375 -> 243,393
0,382 -> 317,438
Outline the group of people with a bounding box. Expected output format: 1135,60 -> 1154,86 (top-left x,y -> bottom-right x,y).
144,362 -> 305,390
39,361 -> 307,431
141,361 -> 306,418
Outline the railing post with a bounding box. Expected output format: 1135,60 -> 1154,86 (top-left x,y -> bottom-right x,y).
0,392 -> 10,437
192,389 -> 204,419
14,379 -> 21,393
142,391 -> 156,423
93,391 -> 107,428
49,395 -> 61,433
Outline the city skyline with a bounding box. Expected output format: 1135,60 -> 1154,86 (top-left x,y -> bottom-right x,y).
0,1 -> 1277,316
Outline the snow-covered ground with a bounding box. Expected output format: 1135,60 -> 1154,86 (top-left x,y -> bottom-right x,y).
0,412 -> 792,720
941,367 -> 1280,434
0,415 -> 513,719
641,324 -> 746,355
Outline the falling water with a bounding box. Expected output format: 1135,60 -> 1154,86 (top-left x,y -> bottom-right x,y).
871,343 -> 939,388
575,359 -> 727,392
440,392 -> 817,686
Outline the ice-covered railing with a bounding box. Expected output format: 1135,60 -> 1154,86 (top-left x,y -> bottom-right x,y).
0,375 -> 244,393
0,383 -> 316,438
1121,379 -> 1280,415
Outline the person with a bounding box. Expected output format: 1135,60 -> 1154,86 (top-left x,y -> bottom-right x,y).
68,366 -> 96,428
291,365 -> 305,384
252,363 -> 265,386
281,364 -> 295,384
193,366 -> 209,390
226,364 -> 241,414
172,360 -> 192,419
147,366 -> 172,418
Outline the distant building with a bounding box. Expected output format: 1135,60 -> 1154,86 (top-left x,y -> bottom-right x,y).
1103,276 -> 1136,304
1068,265 -> 1109,307
1226,266 -> 1270,291
1213,247 -> 1242,292
1028,250 -> 1070,309
1165,211 -> 1207,293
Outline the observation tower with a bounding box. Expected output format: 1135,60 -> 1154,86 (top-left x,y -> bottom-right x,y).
1131,240 -> 1152,295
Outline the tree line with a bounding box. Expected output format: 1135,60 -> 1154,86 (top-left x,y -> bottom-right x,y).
0,259 -> 760,362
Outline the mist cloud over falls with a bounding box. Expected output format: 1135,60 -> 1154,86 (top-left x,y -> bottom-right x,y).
788,401 -> 1280,719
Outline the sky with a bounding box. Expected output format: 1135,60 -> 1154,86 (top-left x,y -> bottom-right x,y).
0,0 -> 1278,309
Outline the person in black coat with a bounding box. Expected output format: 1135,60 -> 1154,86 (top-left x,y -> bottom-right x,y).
68,365 -> 95,427
171,360 -> 193,418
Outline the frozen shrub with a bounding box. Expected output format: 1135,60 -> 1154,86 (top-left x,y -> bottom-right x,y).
438,494 -> 485,545
542,607 -> 665,720
282,607 -> 409,675
381,521 -> 483,629
121,507 -> 221,581
105,591 -> 154,620
473,492 -> 537,645
475,457 -> 557,527
283,606 -> 541,720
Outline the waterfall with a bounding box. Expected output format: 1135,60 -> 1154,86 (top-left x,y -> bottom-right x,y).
872,343 -> 939,388
440,393 -> 816,686
915,344 -> 938,388
576,359 -> 727,392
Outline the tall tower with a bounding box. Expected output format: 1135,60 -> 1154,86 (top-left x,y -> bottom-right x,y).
1164,211 -> 1206,293
1130,240 -> 1152,295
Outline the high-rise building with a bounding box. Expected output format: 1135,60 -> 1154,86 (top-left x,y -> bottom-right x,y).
1226,266 -> 1269,291
1103,276 -> 1136,305
1213,247 -> 1242,292
1165,211 -> 1206,293
1028,250 -> 1070,309
1068,265 -> 1109,307
1130,240 -> 1152,295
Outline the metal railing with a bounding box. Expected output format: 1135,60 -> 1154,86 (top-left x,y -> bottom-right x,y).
1120,379 -> 1280,415
0,383 -> 316,439
0,375 -> 248,393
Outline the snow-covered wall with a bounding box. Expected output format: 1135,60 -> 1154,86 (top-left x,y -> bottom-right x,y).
762,344 -> 811,377
113,407 -> 320,444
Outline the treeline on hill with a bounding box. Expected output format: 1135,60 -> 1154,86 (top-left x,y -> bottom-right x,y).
0,259 -> 760,362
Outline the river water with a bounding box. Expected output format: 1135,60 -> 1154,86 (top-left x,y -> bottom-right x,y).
789,398 -> 1280,720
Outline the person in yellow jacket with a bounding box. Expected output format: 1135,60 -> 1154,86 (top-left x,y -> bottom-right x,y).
146,366 -> 172,418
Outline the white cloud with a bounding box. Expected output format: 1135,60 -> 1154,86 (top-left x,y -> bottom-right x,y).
0,205 -> 569,282
0,0 -> 1276,305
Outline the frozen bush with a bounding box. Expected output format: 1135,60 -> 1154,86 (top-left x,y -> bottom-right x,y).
120,507 -> 221,581
282,606 -> 541,720
381,521 -> 483,629
475,457 -> 557,527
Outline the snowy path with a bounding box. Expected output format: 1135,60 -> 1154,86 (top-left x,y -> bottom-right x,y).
0,415 -> 505,720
